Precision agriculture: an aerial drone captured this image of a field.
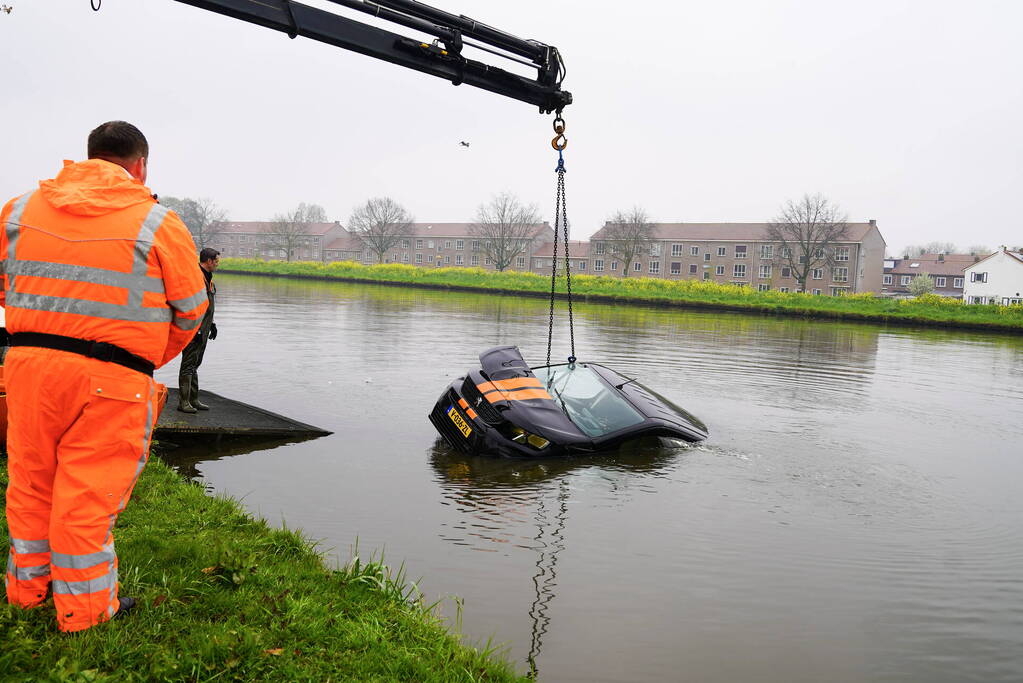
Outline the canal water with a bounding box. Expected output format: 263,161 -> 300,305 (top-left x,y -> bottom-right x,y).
156,274 -> 1023,683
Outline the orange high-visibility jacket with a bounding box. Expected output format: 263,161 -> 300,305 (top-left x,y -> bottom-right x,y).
0,159 -> 208,365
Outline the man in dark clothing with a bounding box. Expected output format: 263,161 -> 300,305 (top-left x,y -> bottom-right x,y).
177,247 -> 219,412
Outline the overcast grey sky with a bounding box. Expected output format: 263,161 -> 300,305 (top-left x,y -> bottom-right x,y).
2,1 -> 1020,255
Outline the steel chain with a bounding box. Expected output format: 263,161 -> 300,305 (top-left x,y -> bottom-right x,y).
545,111 -> 575,368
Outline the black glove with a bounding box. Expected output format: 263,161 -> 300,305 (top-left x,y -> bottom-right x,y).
208,323 -> 218,341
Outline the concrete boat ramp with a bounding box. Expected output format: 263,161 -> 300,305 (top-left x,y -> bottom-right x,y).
156,389 -> 332,440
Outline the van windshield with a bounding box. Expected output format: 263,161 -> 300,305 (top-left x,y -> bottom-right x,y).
533,364 -> 644,438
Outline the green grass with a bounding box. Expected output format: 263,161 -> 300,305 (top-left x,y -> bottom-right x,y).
0,457 -> 525,682
219,258 -> 1023,333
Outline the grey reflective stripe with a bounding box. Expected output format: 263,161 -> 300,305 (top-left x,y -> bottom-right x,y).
126,204 -> 168,309
53,571 -> 116,596
4,191 -> 35,291
168,287 -> 207,313
51,544 -> 115,570
5,260 -> 165,293
11,538 -> 50,555
172,313 -> 203,330
15,563 -> 50,581
4,291 -> 174,322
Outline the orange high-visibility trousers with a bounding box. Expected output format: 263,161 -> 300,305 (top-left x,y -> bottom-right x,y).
4,346 -> 160,633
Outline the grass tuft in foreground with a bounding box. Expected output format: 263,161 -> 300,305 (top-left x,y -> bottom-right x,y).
218,258 -> 1023,332
0,457 -> 524,682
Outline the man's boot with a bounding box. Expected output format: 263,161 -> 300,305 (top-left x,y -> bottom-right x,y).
191,374 -> 209,411
177,378 -> 197,413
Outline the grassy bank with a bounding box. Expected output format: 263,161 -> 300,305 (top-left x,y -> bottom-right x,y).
0,456 -> 524,682
219,258 -> 1023,333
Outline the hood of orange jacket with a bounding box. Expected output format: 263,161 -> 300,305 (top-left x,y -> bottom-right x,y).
38,159 -> 154,217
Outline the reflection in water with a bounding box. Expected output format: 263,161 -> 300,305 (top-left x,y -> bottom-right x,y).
429,438 -> 691,678
155,434 -> 322,480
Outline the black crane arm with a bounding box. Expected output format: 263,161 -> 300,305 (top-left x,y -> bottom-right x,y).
170,0 -> 572,113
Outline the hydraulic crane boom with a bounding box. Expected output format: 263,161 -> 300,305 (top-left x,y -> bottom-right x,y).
170,0 -> 572,113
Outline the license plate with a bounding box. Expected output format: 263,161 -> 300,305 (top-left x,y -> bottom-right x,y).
446,405 -> 472,438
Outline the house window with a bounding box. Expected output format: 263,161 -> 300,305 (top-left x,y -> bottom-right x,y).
830,287 -> 848,296
733,264 -> 747,278
812,288 -> 822,295
970,272 -> 988,283
611,261 -> 619,271
455,255 -> 464,265
649,261 -> 660,274
781,247 -> 791,258
428,254 -> 434,263
671,243 -> 683,257
812,268 -> 824,280
781,267 -> 792,278
935,276 -> 946,287
814,248 -> 825,258
517,257 -> 526,268
594,259 -> 605,272
415,253 -> 423,264
416,239 -> 424,249
717,246 -> 727,256
443,240 -> 451,249
485,257 -> 492,265
704,253 -> 711,261
594,242 -> 605,255
760,245 -> 773,259
901,275 -> 911,285
780,287 -> 789,293
444,255 -> 450,264
715,265 -> 725,275
735,245 -> 747,258
534,259 -> 542,268
455,239 -> 464,250
401,238 -> 411,249
954,277 -> 964,288
798,254 -> 807,264
402,252 -> 410,263
689,264 -> 698,274
703,272 -> 710,280
427,240 -> 434,248
759,265 -> 772,278
758,284 -> 770,292
690,246 -> 700,256
471,240 -> 479,251
883,274 -> 893,285
832,267 -> 848,283
578,261 -> 586,271
835,246 -> 850,261
650,244 -> 662,257
633,262 -> 642,272
670,262 -> 681,275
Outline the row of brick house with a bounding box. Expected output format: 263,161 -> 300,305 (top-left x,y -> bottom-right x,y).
207,219 -> 893,294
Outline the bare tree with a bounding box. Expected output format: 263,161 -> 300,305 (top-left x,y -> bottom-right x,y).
469,192 -> 543,271
599,207 -> 656,277
766,194 -> 849,293
160,196 -> 227,250
967,244 -> 992,256
264,202 -> 328,261
347,197 -> 414,263
903,241 -> 958,257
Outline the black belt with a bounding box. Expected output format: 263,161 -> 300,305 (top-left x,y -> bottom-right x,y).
8,332 -> 155,377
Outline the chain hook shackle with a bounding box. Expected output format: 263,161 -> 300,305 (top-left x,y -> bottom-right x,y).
551,115 -> 567,151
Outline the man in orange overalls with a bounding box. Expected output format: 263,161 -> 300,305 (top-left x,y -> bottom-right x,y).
1,121 -> 208,633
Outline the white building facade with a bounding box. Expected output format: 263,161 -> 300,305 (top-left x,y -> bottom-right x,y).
962,249 -> 1023,305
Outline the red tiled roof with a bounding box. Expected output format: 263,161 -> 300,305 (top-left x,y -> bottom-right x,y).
886,256 -> 974,277
589,222 -> 879,242
323,234 -> 364,251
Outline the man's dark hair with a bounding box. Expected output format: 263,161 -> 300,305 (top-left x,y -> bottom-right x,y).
87,121 -> 149,161
199,248 -> 221,263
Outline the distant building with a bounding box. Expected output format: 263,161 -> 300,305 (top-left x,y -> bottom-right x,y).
529,241 -> 590,276
208,221 -> 347,261
962,248 -> 1023,305
324,222 -> 554,270
882,252 -> 978,298
586,221 -> 887,295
